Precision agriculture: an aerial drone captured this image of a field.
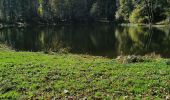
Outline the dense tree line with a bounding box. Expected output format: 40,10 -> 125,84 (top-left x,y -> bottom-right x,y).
0,0 -> 169,24
116,0 -> 170,24
0,0 -> 116,24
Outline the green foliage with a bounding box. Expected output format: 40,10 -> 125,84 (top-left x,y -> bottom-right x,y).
129,6 -> 148,24
129,7 -> 141,23
116,0 -> 134,22
116,0 -> 170,24
0,0 -> 169,24
0,0 -> 117,23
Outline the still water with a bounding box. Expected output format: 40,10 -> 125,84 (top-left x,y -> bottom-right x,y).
0,23 -> 170,58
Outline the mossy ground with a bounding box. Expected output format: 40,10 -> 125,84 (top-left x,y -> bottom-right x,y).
0,45 -> 170,99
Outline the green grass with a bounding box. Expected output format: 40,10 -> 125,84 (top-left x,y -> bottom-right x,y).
0,45 -> 170,99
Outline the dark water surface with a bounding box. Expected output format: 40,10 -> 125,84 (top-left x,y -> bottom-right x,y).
0,24 -> 170,58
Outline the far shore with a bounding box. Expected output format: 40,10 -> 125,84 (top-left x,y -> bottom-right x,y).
119,23 -> 170,28
0,21 -> 170,29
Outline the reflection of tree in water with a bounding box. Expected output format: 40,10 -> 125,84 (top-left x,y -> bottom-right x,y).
0,24 -> 117,57
42,24 -> 116,57
42,27 -> 70,53
148,27 -> 170,57
0,27 -> 70,52
0,25 -> 170,57
0,28 -> 44,51
115,26 -> 148,55
115,25 -> 170,57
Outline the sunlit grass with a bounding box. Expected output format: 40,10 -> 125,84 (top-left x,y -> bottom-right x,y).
0,44 -> 170,99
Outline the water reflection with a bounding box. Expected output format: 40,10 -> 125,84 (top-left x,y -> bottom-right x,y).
0,24 -> 170,58
115,26 -> 170,57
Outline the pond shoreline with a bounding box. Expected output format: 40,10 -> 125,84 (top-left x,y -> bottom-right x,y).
119,23 -> 170,28
0,21 -> 170,29
0,20 -> 114,29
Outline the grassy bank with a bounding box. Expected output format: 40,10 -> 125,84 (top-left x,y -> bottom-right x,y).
0,45 -> 170,99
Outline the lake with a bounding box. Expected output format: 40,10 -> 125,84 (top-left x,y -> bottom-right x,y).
0,23 -> 170,58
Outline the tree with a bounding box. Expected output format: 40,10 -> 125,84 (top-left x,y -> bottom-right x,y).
0,0 -> 168,24
116,0 -> 134,22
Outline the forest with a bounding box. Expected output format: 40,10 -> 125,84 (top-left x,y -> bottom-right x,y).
0,0 -> 169,24
1,0 -> 170,99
